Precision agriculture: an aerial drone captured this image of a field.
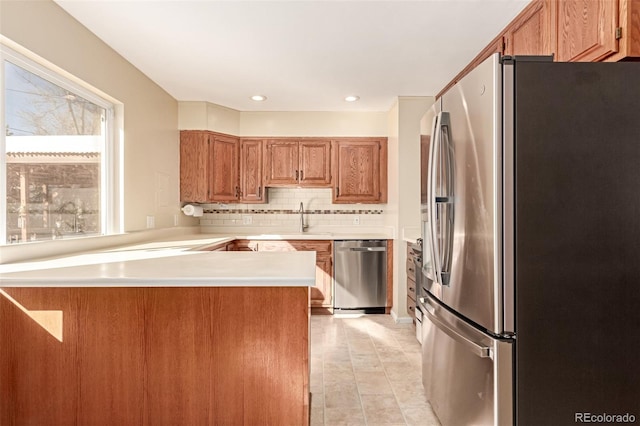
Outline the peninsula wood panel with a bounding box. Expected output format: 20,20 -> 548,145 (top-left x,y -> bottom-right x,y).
144,288 -> 212,425
556,0 -> 619,62
0,287 -> 310,426
243,287 -> 310,425
77,288 -> 145,425
180,130 -> 209,202
209,288 -> 245,423
0,288 -> 78,426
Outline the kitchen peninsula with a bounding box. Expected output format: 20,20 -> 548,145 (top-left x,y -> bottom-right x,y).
0,240 -> 315,425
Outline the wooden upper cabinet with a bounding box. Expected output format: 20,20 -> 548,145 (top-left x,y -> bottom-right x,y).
209,134 -> 240,202
264,139 -> 331,187
332,138 -> 387,204
504,0 -> 556,56
299,140 -> 331,186
264,140 -> 299,185
180,131 -> 210,203
180,130 -> 240,203
556,0 -> 619,62
609,0 -> 640,61
240,139 -> 266,203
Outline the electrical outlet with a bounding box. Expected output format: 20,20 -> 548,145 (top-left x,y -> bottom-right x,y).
242,215 -> 253,225
146,215 -> 155,229
353,215 -> 360,225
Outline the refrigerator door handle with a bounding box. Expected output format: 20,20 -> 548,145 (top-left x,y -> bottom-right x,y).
421,298 -> 491,359
429,111 -> 454,287
427,114 -> 442,285
440,113 -> 454,285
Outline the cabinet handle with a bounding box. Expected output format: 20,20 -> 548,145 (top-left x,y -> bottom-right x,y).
295,170 -> 299,180
300,170 -> 304,180
258,186 -> 262,198
336,187 -> 340,197
235,186 -> 240,198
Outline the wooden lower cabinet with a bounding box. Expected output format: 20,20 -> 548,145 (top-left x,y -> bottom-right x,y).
0,286 -> 310,426
313,255 -> 333,309
232,239 -> 334,310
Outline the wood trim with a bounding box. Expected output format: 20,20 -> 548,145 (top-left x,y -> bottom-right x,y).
386,239 -> 394,312
436,32 -> 504,99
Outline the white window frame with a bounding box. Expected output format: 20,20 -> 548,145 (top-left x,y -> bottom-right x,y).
0,43 -> 119,244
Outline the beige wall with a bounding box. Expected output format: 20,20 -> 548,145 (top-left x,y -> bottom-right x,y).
386,97 -> 433,321
1,0 -> 181,236
178,101 -> 241,136
178,102 -> 387,137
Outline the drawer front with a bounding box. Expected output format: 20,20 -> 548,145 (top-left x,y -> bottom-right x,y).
407,243 -> 422,263
406,258 -> 417,281
407,295 -> 417,319
407,277 -> 417,302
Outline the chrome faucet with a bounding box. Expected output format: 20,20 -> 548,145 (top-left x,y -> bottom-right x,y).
299,202 -> 309,233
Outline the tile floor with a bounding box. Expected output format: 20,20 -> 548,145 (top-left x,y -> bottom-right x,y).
310,314 -> 441,426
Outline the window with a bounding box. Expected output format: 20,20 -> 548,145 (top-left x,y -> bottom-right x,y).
1,46 -> 115,244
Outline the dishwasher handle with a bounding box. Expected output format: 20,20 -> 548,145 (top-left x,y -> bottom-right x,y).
338,247 -> 387,252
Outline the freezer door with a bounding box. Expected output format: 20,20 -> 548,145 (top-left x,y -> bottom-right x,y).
421,293 -> 512,426
438,53 -> 504,334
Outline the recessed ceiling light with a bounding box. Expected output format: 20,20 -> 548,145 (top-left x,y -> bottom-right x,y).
344,95 -> 360,102
251,95 -> 267,101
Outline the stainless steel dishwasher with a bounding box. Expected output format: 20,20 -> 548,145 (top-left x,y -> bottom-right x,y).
333,240 -> 387,314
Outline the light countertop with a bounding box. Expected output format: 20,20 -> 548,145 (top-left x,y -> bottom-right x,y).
0,238 -> 315,288
0,230 -> 392,288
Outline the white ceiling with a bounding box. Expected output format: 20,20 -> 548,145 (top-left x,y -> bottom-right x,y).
55,0 -> 529,112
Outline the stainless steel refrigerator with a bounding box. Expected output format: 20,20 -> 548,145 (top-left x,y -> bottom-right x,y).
419,53 -> 640,425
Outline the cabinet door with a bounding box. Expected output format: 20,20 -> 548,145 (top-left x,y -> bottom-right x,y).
332,139 -> 387,203
180,131 -> 210,203
556,0 -> 619,62
264,140 -> 299,185
240,139 -> 265,203
299,140 -> 331,187
210,135 -> 239,201
312,255 -> 333,308
504,0 -> 555,56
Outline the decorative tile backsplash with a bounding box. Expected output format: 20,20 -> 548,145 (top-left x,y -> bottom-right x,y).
198,188 -> 387,229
